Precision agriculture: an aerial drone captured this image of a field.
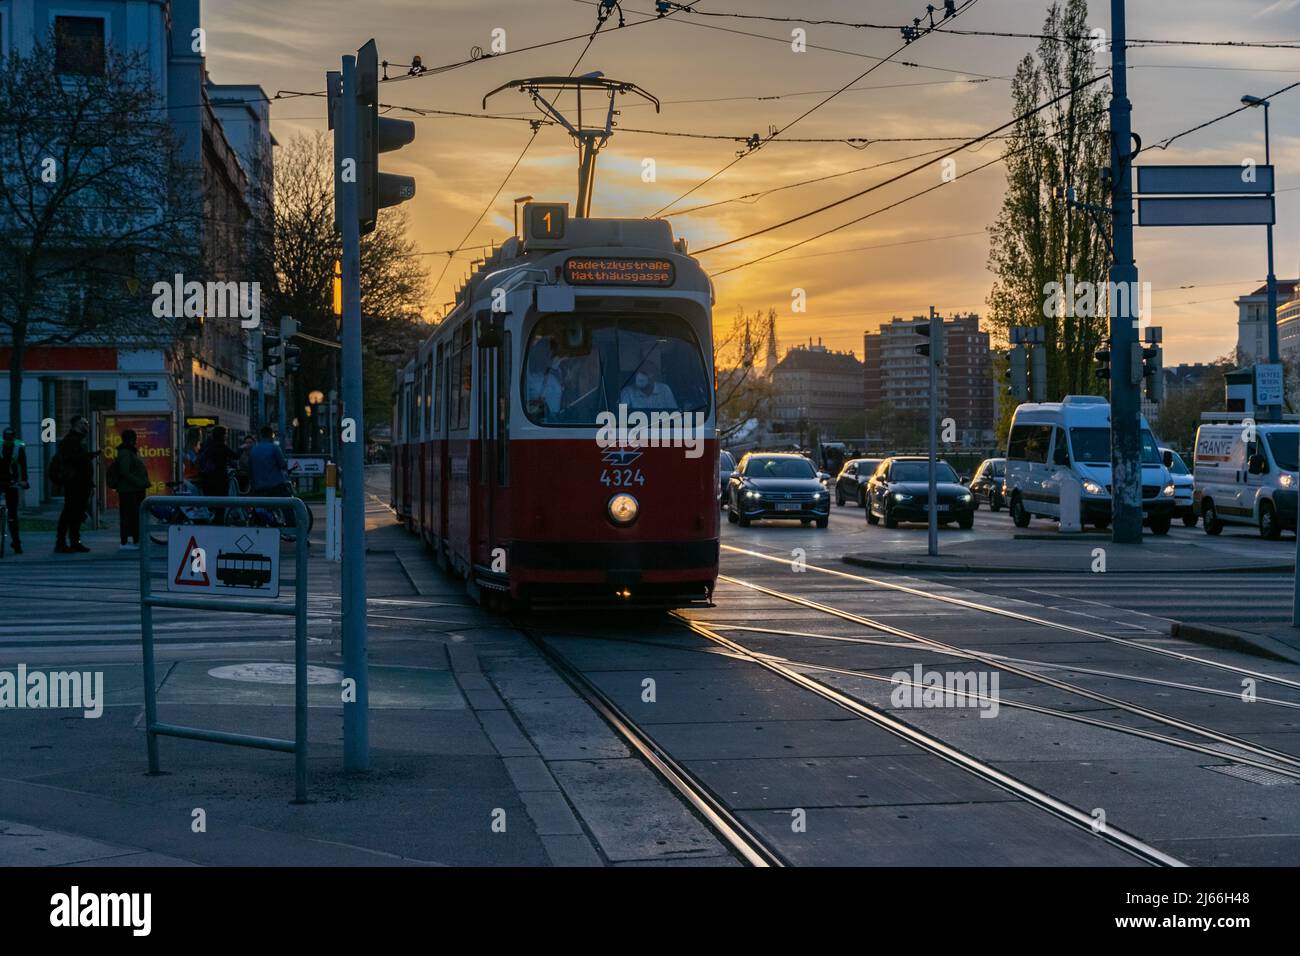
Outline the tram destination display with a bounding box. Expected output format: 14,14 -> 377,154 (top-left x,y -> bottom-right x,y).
564,257 -> 675,287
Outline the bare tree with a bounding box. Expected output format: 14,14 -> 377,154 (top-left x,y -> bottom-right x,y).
272,133 -> 429,444
714,306 -> 773,442
0,39 -> 199,433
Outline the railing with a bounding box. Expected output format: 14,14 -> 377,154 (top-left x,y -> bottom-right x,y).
138,495 -> 311,803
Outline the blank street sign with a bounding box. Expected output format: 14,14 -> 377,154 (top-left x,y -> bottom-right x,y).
1138,196 -> 1275,227
1136,164 -> 1273,195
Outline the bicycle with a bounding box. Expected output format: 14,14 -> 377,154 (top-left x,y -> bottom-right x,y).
147,478 -> 224,546
227,479 -> 315,544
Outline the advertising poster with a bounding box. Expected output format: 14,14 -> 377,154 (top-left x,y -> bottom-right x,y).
101,412 -> 174,511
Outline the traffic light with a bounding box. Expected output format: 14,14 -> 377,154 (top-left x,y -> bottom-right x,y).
914,316 -> 944,364
356,40 -> 416,236
1142,327 -> 1164,402
1005,344 -> 1028,401
262,328 -> 283,369
280,316 -> 301,376
1094,339 -> 1112,381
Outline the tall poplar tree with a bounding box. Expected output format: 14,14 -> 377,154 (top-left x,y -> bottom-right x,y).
986,0 -> 1112,400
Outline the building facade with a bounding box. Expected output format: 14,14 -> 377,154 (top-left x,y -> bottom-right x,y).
1236,279 -> 1299,364
0,0 -> 273,505
769,339 -> 864,437
863,313 -> 995,447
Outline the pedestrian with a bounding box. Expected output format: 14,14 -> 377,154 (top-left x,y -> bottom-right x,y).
236,434 -> 256,494
181,428 -> 202,489
52,416 -> 97,554
106,429 -> 151,550
1,426 -> 29,555
196,425 -> 237,519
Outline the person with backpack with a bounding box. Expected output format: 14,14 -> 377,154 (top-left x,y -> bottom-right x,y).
106,429 -> 151,550
1,426 -> 29,555
52,416 -> 97,554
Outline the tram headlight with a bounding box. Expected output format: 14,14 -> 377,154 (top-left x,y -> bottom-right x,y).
608,493 -> 639,526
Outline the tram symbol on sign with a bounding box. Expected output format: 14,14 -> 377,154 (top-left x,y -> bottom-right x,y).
167,526 -> 280,598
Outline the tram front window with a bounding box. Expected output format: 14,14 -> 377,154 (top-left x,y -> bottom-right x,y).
524,313 -> 710,424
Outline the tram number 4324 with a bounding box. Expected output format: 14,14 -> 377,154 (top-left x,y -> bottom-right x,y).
600,468 -> 645,488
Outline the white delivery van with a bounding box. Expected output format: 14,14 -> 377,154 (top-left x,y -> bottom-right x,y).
1004,395 -> 1176,534
1192,422 -> 1298,539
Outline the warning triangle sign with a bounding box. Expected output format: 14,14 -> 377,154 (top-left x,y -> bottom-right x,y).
173,535 -> 211,587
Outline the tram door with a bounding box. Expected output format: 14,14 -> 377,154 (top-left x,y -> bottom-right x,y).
437,343 -> 450,555
474,317 -> 509,574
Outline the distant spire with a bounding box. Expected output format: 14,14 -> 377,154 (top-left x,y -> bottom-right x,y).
764,308 -> 778,377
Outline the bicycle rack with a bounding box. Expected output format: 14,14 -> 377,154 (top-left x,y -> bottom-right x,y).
138,495 -> 311,802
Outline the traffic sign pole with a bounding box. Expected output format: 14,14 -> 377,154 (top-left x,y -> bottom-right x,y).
927,307 -> 939,558
1109,0 -> 1143,545
339,54 -> 369,771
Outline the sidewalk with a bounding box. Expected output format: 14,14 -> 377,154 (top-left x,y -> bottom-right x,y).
0,505 -> 733,867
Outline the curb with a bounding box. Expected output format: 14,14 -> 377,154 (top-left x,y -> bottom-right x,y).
841,555 -> 1295,575
1169,620 -> 1300,665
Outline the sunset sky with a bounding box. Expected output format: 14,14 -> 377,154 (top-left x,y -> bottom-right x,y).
206,0 -> 1300,365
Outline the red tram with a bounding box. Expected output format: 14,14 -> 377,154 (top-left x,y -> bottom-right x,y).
391,203 -> 718,608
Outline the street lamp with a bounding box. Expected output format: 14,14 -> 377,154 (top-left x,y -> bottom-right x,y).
1242,93 -> 1279,421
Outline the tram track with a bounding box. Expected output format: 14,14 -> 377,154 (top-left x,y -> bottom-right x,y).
522,617 -> 1185,867
721,543 -> 1300,692
519,625 -> 786,867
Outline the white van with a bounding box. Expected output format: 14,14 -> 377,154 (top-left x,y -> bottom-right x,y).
1004,395 -> 1176,534
1192,422 -> 1298,539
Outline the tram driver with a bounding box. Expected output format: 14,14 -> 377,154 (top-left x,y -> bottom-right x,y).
619,358 -> 677,411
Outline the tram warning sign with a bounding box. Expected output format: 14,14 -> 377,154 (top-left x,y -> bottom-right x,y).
167,526 -> 280,598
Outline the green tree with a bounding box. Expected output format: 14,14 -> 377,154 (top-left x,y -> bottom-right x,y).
986,0 -> 1111,399
1152,357 -> 1232,455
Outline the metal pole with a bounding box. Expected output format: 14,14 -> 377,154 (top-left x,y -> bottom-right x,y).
294,498 -> 309,802
277,370 -> 288,452
1109,0 -> 1143,544
139,501 -> 159,774
339,54 -> 369,771
927,307 -> 939,558
1264,100 -> 1280,424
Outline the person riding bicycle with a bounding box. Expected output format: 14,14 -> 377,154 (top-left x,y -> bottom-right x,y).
1,426 -> 29,555
247,425 -> 295,527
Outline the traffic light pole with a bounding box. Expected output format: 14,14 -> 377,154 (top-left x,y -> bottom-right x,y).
927,307 -> 939,558
339,53 -> 369,771
1109,0 -> 1143,545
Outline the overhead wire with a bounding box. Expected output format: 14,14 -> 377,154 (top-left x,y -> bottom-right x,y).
648,0 -> 988,216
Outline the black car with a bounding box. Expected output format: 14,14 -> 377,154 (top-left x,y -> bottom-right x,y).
727,453 -> 831,528
719,450 -> 737,507
865,457 -> 975,529
833,458 -> 882,507
968,457 -> 1006,511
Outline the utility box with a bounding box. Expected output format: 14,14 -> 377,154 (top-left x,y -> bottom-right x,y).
1058,472 -> 1082,534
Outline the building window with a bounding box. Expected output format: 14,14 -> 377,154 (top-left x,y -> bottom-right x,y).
55,16 -> 106,76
